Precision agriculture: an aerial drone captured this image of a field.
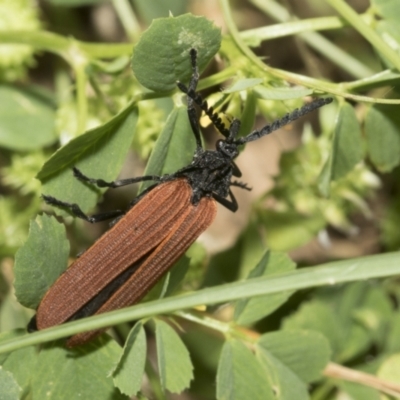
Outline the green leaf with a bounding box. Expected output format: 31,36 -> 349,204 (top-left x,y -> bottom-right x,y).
375,20 -> 400,68
283,301 -> 344,358
330,102 -> 364,179
334,283 -> 383,361
13,215 -> 69,309
0,292 -> 32,332
112,322 -> 146,397
0,331 -> 38,394
365,104 -> 400,172
0,332 -> 24,365
141,255 -> 190,303
31,337 -> 127,400
223,78 -> 263,93
234,251 -> 296,325
318,102 -> 363,195
182,328 -> 223,373
203,242 -> 242,287
163,254 -> 191,297
155,319 -> 193,393
338,380 -> 380,400
140,106 -> 196,192
0,85 -> 56,151
372,0 -> 400,22
283,283 -> 387,362
385,313 -> 400,353
46,0 -> 105,5
353,286 -> 393,345
132,14 -> 221,91
238,90 -> 257,138
238,219 -> 267,279
334,282 -> 382,361
254,86 -> 313,100
377,353 -> 400,391
257,330 -> 331,383
135,0 -> 188,22
38,106 -> 138,214
0,367 -> 21,400
0,196 -> 31,255
90,57 -> 131,75
216,339 -> 274,400
262,210 -> 325,251
256,347 -> 309,400
381,197 -> 400,250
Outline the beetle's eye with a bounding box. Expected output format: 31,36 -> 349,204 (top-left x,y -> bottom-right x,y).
216,139 -> 223,149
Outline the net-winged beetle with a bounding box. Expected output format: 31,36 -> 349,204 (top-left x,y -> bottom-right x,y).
28,49 -> 332,346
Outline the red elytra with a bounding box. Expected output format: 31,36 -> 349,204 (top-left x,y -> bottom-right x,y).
36,179 -> 217,346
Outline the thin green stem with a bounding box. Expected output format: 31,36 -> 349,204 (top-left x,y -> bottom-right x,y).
198,65 -> 238,90
174,311 -> 260,345
0,31 -> 70,59
241,16 -> 345,41
0,30 -> 133,61
79,42 -> 133,59
1,251 -> 400,354
247,0 -> 374,79
219,0 -> 400,104
326,0 -> 400,71
88,75 -> 117,115
300,31 -> 374,78
145,359 -> 167,400
311,381 -> 335,400
174,311 -> 231,335
74,64 -> 89,134
342,69 -> 400,91
112,0 -> 141,42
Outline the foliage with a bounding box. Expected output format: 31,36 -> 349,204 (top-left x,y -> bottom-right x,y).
1,0 -> 400,399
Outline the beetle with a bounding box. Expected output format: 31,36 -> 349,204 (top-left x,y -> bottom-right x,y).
28,48 -> 332,346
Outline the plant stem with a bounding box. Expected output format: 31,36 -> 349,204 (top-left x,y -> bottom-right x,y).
145,359 -> 167,400
174,311 -> 231,335
112,0 -> 141,42
241,16 -> 345,41
324,362 -> 400,398
198,65 -> 238,90
0,31 -> 133,60
218,0 -> 400,104
2,251 -> 400,353
248,0 -> 374,79
74,64 -> 89,134
326,0 -> 400,71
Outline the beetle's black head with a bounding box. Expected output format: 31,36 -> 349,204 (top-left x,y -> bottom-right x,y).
215,118 -> 241,159
216,139 -> 239,159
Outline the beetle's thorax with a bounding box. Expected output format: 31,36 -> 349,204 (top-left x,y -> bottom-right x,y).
179,142 -> 238,204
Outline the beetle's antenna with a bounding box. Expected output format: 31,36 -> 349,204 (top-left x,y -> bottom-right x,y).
235,97 -> 333,145
190,91 -> 231,138
177,49 -> 230,138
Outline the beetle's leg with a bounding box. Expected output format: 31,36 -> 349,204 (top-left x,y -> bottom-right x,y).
73,167 -> 162,189
212,189 -> 238,212
230,181 -> 251,191
232,161 -> 242,178
42,195 -> 125,223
